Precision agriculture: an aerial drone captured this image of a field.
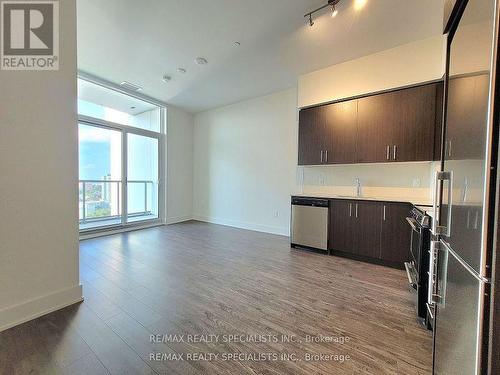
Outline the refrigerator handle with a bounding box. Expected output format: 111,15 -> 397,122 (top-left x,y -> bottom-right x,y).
433,171 -> 453,237
432,171 -> 440,235
429,240 -> 445,305
428,241 -> 437,305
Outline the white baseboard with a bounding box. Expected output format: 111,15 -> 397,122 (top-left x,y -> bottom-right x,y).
0,284 -> 83,332
166,215 -> 193,224
80,222 -> 165,240
193,214 -> 289,236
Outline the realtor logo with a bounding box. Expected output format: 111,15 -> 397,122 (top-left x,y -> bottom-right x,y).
1,0 -> 59,70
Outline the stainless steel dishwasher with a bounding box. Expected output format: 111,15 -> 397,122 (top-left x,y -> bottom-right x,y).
291,197 -> 329,252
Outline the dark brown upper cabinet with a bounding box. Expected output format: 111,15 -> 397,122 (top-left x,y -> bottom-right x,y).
323,100 -> 358,164
356,91 -> 398,163
298,82 -> 443,166
298,106 -> 326,165
357,84 -> 438,163
391,84 -> 438,162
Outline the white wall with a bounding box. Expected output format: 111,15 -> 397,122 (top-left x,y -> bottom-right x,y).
298,35 -> 446,108
166,106 -> 194,223
0,0 -> 82,331
193,89 -> 298,236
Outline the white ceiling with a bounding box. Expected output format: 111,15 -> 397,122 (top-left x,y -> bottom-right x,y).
77,0 -> 444,113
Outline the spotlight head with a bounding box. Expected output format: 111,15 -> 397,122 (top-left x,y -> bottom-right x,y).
331,5 -> 338,17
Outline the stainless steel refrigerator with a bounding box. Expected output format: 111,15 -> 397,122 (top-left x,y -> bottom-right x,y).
431,0 -> 499,374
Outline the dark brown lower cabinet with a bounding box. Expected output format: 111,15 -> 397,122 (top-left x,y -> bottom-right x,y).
330,199 -> 411,269
354,201 -> 382,259
330,200 -> 356,253
380,203 -> 412,264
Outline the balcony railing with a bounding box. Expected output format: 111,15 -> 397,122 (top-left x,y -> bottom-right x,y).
79,179 -> 156,228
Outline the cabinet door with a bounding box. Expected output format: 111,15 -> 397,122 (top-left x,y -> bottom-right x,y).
380,203 -> 412,264
323,100 -> 358,164
356,92 -> 396,163
298,107 -> 326,165
330,200 -> 356,253
353,201 -> 382,259
392,84 -> 437,162
445,74 -> 489,160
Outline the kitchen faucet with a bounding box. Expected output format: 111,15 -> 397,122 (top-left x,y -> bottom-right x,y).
355,178 -> 361,197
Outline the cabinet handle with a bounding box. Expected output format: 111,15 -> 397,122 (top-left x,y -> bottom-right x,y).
383,205 -> 386,221
349,203 -> 352,217
393,145 -> 397,160
448,141 -> 452,158
320,150 -> 324,163
325,150 -> 328,163
386,145 -> 390,160
355,204 -> 358,218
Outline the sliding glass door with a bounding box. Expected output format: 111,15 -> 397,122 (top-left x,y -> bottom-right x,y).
78,122 -> 162,231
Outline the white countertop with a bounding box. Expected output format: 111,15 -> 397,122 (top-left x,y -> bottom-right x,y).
292,193 -> 433,207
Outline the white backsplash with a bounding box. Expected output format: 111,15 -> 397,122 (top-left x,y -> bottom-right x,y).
295,162 -> 440,204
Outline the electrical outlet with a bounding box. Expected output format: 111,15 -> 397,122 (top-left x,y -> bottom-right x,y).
412,178 -> 421,188
319,174 -> 326,185
274,210 -> 280,218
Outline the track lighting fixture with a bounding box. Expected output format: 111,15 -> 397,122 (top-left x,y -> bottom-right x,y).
305,0 -> 342,27
331,4 -> 338,17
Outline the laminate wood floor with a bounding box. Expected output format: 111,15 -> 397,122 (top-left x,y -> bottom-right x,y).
0,221 -> 432,375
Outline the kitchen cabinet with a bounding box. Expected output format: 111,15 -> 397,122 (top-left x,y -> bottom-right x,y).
323,100 -> 358,164
356,91 -> 396,163
330,200 -> 356,253
354,201 -> 382,259
298,106 -> 326,165
298,82 -> 443,166
380,203 -> 412,264
391,84 -> 438,162
357,84 -> 439,163
329,199 -> 411,268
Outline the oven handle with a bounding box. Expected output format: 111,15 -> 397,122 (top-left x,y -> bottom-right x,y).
404,262 -> 418,289
426,303 -> 435,320
406,217 -> 420,232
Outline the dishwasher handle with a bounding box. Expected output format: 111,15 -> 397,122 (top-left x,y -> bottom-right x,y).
291,197 -> 329,207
